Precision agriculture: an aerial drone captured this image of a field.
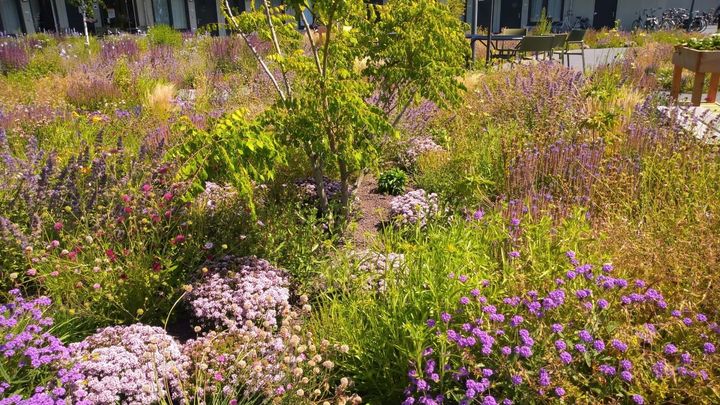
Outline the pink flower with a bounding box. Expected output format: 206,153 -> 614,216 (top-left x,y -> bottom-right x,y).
26,268 -> 37,276
141,183 -> 152,193
50,240 -> 60,248
173,234 -> 186,245
163,192 -> 173,201
213,372 -> 223,381
93,283 -> 101,290
50,271 -> 59,277
121,194 -> 131,203
68,251 -> 77,261
54,222 -> 63,231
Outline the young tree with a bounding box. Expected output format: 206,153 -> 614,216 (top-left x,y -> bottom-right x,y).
69,0 -> 103,46
222,0 -> 468,215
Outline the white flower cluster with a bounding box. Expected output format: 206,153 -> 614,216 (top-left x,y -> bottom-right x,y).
197,182 -> 237,212
403,136 -> 443,167
353,251 -> 407,293
389,189 -> 440,227
294,177 -> 342,202
63,324 -> 189,405
187,256 -> 291,330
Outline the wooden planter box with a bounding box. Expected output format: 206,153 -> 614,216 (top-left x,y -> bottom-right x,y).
671,46 -> 720,106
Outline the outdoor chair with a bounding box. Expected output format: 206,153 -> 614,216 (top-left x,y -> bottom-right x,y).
496,36 -> 556,64
555,29 -> 587,71
494,28 -> 527,51
550,33 -> 568,62
500,28 -> 528,36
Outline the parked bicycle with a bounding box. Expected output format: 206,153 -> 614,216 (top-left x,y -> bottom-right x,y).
551,10 -> 590,33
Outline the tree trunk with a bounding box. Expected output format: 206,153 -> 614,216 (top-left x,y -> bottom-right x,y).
82,10 -> 90,47
311,156 -> 328,214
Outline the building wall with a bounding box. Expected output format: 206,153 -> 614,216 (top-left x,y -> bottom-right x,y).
616,0 -> 717,30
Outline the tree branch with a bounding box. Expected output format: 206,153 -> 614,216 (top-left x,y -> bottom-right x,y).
262,0 -> 293,98
297,4 -> 323,75
224,1 -> 286,101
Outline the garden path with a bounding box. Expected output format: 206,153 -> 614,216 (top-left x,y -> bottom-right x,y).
350,174 -> 393,248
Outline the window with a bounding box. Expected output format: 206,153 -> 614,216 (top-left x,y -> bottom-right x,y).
0,0 -> 23,35
170,0 -> 188,29
153,0 -> 171,25
528,0 -> 564,24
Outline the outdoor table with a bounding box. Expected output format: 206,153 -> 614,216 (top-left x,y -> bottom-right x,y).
671,46 -> 720,106
466,34 -> 524,63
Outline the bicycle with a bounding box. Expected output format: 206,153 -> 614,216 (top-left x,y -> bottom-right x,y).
551,10 -> 590,33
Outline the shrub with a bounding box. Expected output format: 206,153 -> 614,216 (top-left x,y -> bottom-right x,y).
147,25 -> 182,48
66,77 -> 120,110
389,189 -> 440,226
100,37 -> 140,62
0,290 -> 69,400
183,301 -> 362,404
0,41 -> 29,73
403,253 -> 720,404
378,168 -> 408,196
61,324 -> 189,404
402,136 -> 443,169
186,256 -> 290,330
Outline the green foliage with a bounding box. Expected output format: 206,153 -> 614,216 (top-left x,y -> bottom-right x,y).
533,7 -> 552,35
147,25 -> 183,48
364,0 -> 469,122
377,168 -> 408,195
170,110 -> 284,215
682,34 -> 720,50
311,210 -> 594,402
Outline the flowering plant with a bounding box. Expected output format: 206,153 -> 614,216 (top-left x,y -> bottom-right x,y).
0,290 -> 68,401
61,323 -> 189,405
404,253 -> 719,404
187,255 -> 291,330
390,189 -> 441,227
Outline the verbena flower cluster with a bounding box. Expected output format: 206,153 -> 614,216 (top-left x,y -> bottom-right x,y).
390,189 -> 440,227
403,136 -> 443,168
0,290 -> 68,401
404,252 -> 719,404
353,251 -> 407,293
187,256 -> 290,330
61,323 -> 189,405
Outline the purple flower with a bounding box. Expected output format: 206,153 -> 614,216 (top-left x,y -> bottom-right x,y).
516,345 -> 532,358
538,368 -> 550,386
559,351 -> 572,364
703,342 -> 716,354
574,344 -> 587,353
551,323 -> 564,333
620,359 -> 632,370
598,364 -> 616,376
664,343 -> 678,355
631,395 -> 645,404
555,339 -> 567,351
593,339 -> 605,352
459,297 -> 470,305
683,318 -> 693,326
620,371 -> 633,382
597,299 -> 609,309
441,312 -> 451,323
483,396 -> 497,405
509,251 -> 520,259
509,315 -> 524,327
602,263 -> 613,273
578,330 -> 593,342
696,313 -> 708,322
566,270 -> 577,279
427,319 -> 436,327
610,339 -> 628,353
471,289 -> 481,297
501,346 -> 512,356
554,387 -> 565,397
510,374 -> 522,385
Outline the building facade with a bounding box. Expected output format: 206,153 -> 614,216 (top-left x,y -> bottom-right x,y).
2,0 -> 719,36
0,0 -> 265,35
466,0 -> 719,32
